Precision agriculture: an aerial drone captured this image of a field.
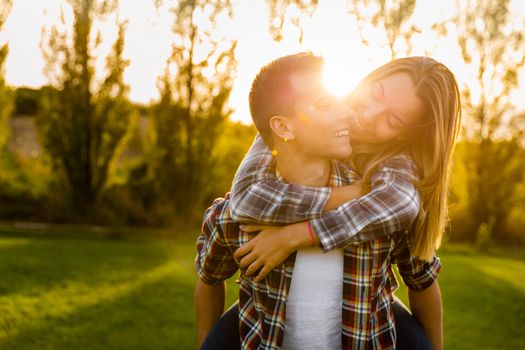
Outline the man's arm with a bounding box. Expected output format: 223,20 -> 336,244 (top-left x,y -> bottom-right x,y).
195,279 -> 226,348
409,281 -> 443,350
194,197 -> 239,347
393,230 -> 443,350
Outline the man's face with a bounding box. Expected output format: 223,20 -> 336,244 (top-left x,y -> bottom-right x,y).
285,72 -> 353,160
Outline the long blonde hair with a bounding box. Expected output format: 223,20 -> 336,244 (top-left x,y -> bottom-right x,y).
350,57 -> 462,261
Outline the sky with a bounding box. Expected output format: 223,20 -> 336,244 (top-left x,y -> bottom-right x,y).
2,0 -> 525,124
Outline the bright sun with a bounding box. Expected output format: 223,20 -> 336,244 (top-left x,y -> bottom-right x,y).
322,57 -> 362,97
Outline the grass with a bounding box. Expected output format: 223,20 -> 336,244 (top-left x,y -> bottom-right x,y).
0,229 -> 523,350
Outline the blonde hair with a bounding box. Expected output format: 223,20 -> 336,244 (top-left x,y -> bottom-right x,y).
349,57 -> 462,261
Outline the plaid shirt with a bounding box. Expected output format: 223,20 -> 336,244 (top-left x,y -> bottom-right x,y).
230,135 -> 422,252
196,159 -> 441,350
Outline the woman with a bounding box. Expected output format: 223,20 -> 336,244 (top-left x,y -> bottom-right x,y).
202,56 -> 461,349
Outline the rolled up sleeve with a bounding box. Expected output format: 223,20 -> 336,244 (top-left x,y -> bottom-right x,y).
392,231 -> 442,291
195,198 -> 239,285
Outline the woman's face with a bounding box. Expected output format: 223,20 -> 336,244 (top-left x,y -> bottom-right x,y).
349,72 -> 426,144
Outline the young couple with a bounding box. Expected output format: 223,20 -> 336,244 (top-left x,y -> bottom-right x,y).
195,52 -> 461,350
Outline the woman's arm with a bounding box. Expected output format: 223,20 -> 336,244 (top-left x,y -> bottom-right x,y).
232,136 -> 420,251
230,135 -> 332,224
310,155 -> 421,251
234,157 -> 421,281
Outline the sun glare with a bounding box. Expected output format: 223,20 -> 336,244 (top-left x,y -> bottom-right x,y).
322,58 -> 361,97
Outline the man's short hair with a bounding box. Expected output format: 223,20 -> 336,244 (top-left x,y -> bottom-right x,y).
249,52 -> 324,146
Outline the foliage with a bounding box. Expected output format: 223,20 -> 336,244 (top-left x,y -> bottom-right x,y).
348,0 -> 419,59
148,0 -> 237,221
202,121 -> 257,204
13,87 -> 42,116
266,0 -> 319,42
0,0 -> 14,151
449,140 -> 525,243
38,0 -> 136,216
448,0 -> 525,242
0,152 -> 51,221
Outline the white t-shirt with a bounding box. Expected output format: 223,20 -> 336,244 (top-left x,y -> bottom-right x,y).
282,247 -> 344,350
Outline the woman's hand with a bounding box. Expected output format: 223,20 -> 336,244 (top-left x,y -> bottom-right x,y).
234,222 -> 313,282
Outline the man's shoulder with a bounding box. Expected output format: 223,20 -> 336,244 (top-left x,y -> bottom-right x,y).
204,193 -> 237,227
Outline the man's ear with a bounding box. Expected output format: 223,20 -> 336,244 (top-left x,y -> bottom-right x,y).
269,115 -> 295,142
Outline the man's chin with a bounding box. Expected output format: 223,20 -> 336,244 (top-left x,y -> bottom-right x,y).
330,149 -> 353,160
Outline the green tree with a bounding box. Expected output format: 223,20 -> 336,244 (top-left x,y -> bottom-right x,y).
149,0 -> 237,220
348,0 -> 419,59
13,88 -> 41,116
451,0 -> 525,241
0,0 -> 13,151
38,0 -> 135,216
205,121 -> 257,202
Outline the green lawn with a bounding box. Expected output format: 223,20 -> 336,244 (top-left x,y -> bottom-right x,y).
0,230 -> 524,350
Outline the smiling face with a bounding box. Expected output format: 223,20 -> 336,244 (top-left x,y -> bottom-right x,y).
348,72 -> 426,144
280,72 -> 353,160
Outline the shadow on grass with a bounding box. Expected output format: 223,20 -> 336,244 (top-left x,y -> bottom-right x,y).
1,262 -> 197,350
0,234 -> 237,350
438,254 -> 525,350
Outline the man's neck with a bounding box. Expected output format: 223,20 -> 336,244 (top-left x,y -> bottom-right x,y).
274,146 -> 331,187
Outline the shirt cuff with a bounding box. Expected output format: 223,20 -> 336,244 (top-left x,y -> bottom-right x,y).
404,257 -> 442,291
309,210 -> 347,252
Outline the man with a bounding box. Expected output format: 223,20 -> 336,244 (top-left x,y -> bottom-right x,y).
195,53 -> 441,350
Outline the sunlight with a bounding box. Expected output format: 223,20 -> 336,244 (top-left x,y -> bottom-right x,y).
322,57 -> 362,97
0,261 -> 175,342
0,238 -> 30,249
296,0 -> 378,98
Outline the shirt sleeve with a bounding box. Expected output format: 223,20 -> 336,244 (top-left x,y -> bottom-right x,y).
195,197 -> 239,285
392,231 -> 442,291
230,134 -> 331,224
309,155 -> 421,251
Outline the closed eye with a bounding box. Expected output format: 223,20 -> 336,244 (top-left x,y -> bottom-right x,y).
387,113 -> 405,129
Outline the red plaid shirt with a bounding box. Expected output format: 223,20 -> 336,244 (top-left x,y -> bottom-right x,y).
196,156 -> 441,349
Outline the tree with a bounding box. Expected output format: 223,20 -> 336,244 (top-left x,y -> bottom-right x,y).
266,0 -> 319,42
270,0 -> 420,57
38,0 -> 135,215
14,88 -> 42,116
148,0 -> 237,220
348,0 -> 419,59
0,0 -> 13,152
451,0 -> 525,241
